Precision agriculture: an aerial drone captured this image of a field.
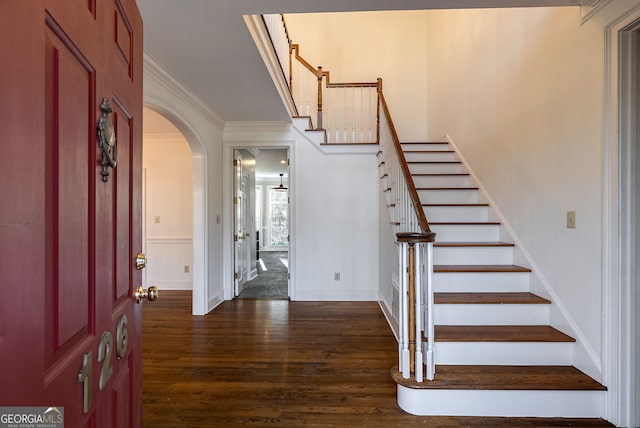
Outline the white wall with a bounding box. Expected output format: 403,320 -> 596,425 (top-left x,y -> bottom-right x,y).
144,56 -> 225,314
143,130 -> 193,290
285,11 -> 429,142
223,123 -> 380,301
424,3 -> 640,379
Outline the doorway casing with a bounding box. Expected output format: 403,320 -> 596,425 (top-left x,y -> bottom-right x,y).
604,5 -> 640,426
223,134 -> 295,301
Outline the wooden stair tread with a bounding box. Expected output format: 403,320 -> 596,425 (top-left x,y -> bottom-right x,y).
434,241 -> 514,247
435,292 -> 550,305
391,365 -> 605,390
433,325 -> 574,342
434,264 -> 531,273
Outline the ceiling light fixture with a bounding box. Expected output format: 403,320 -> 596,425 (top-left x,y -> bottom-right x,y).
274,173 -> 288,192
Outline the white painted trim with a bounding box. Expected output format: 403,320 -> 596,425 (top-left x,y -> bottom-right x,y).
378,300 -> 399,341
581,0 -> 613,24
445,133 -> 602,382
243,15 -> 298,119
143,52 -> 225,130
604,4 -> 640,425
397,387 -> 605,418
291,117 -> 379,155
222,133 -> 296,301
145,236 -> 193,244
225,121 -> 292,133
143,56 -> 212,317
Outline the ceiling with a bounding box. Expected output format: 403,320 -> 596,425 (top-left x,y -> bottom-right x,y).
136,0 -> 579,124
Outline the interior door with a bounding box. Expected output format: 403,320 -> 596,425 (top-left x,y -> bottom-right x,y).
0,0 -> 145,426
233,150 -> 250,295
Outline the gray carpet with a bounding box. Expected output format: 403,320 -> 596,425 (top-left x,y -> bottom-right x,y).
237,251 -> 289,299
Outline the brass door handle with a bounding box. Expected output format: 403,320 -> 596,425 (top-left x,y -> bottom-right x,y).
135,285 -> 158,303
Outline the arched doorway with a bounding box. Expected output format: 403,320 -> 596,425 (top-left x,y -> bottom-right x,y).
142,104 -> 209,315
142,108 -> 194,293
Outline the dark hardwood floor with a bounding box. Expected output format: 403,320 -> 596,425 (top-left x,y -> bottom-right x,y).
142,291 -> 613,427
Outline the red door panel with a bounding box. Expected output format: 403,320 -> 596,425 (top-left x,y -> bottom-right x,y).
0,0 -> 144,426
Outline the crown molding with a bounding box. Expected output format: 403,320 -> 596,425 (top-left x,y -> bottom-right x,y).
580,0 -> 612,23
143,52 -> 225,130
224,121 -> 292,134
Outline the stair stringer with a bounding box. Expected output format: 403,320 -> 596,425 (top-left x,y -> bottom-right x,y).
442,133 -> 602,382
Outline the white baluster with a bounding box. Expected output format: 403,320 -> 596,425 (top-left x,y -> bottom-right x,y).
400,242 -> 410,379
425,241 -> 435,380
415,242 -> 423,382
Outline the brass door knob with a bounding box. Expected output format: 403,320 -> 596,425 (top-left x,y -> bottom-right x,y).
135,285 -> 158,303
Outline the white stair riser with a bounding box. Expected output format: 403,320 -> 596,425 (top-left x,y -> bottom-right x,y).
397,388 -> 604,418
434,303 -> 549,325
404,152 -> 458,162
434,246 -> 513,265
418,189 -> 478,204
424,206 -> 488,222
430,224 -> 499,241
432,342 -> 572,365
409,163 -> 463,174
434,272 -> 530,292
402,144 -> 451,151
412,175 -> 471,188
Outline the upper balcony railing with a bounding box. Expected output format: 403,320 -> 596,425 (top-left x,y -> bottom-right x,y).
262,13 -> 436,381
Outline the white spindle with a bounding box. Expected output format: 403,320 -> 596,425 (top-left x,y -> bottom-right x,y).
414,242 -> 423,382
400,242 -> 410,379
326,87 -> 332,142
360,87 -> 364,142
425,241 -> 435,380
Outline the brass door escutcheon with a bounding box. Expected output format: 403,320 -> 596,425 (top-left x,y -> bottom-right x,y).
135,252 -> 147,270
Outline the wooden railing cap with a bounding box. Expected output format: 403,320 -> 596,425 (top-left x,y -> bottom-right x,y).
396,232 -> 437,243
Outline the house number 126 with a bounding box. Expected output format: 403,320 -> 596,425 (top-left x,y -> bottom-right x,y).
77,314 -> 129,413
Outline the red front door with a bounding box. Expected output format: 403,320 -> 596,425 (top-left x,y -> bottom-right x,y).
0,0 -> 144,426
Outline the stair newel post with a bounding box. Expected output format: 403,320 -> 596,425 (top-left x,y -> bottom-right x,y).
397,232 -> 437,383
316,66 -> 323,130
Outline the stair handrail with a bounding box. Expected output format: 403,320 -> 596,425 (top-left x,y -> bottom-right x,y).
289,44 -> 379,143
377,87 -> 431,234
377,80 -> 436,381
261,14 -> 298,116
262,13 -> 436,381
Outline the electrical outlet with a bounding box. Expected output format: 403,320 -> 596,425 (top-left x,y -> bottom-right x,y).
154,216 -> 160,224
184,265 -> 190,273
334,272 -> 340,281
566,211 -> 576,229
216,215 -> 221,224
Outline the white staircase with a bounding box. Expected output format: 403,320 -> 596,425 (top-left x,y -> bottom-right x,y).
381,141 -> 606,418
